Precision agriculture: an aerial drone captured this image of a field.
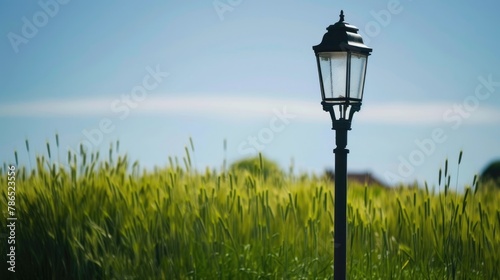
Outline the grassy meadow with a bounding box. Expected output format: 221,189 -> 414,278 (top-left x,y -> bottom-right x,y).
1,139 -> 499,279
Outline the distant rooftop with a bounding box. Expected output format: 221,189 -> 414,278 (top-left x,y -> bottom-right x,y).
324,170 -> 387,188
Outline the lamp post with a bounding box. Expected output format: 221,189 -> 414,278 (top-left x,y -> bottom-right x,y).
312,10 -> 372,280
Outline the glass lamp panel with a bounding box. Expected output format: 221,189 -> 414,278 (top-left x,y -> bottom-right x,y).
349,53 -> 367,100
318,52 -> 347,100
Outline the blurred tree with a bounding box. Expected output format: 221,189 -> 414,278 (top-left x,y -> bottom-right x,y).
230,154 -> 283,179
480,160 -> 500,188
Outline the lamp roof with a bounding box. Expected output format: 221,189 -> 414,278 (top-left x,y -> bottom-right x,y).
313,10 -> 372,54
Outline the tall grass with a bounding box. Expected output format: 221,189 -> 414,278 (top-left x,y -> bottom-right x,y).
0,140 -> 499,279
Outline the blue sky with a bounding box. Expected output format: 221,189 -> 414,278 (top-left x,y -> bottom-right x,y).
1,0 -> 500,189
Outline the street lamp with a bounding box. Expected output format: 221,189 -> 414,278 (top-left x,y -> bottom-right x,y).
312,10 -> 372,280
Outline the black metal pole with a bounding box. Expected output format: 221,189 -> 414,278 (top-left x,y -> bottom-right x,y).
333,121 -> 349,280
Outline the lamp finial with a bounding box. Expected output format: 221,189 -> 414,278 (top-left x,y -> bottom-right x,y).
339,10 -> 344,22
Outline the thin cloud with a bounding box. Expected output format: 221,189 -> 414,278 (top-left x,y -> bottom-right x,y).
1,96 -> 499,125
0,98 -> 113,117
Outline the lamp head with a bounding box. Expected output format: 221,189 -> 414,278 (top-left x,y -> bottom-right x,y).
313,11 -> 372,124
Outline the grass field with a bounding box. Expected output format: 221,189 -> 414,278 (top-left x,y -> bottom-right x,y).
1,140 -> 499,279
